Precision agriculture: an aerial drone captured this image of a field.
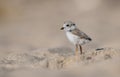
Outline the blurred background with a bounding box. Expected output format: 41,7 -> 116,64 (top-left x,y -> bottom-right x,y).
0,1 -> 120,77
0,0 -> 120,53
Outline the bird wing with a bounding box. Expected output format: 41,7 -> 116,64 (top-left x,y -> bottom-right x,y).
71,28 -> 92,41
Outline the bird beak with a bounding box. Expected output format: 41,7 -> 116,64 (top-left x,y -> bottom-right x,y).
60,27 -> 64,30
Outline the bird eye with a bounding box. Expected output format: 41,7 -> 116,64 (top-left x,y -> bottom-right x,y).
66,25 -> 69,27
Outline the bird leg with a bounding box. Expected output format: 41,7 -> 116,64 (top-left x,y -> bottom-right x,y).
79,45 -> 83,54
75,44 -> 79,57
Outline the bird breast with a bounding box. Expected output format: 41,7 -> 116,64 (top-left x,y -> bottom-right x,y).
66,32 -> 80,45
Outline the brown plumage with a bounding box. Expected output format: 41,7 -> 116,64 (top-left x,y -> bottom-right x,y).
71,28 -> 92,41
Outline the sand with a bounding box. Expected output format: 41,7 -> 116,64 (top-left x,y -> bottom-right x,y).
0,47 -> 120,77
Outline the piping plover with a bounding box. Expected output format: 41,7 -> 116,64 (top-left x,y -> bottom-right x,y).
61,21 -> 92,56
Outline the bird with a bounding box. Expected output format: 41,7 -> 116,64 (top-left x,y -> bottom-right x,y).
61,21 -> 92,57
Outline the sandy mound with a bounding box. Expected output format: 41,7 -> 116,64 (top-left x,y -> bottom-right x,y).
0,47 -> 120,77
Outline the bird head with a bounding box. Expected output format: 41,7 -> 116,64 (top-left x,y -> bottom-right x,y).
61,21 -> 77,32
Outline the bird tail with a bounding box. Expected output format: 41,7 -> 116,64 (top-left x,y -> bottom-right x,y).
86,37 -> 92,41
